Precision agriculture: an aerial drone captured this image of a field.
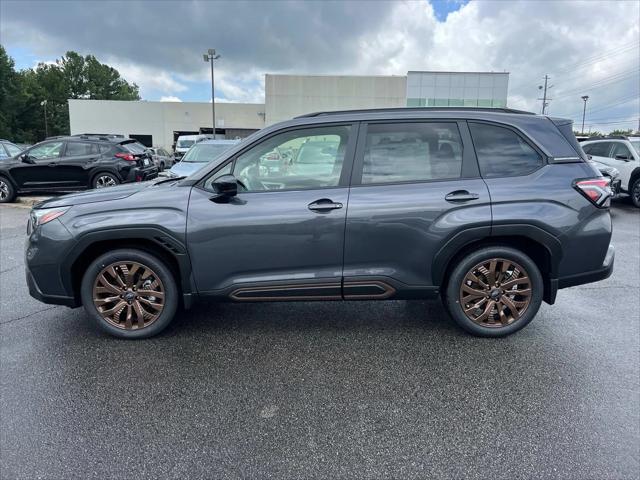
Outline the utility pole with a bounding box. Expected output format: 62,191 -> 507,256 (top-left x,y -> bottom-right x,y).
538,75 -> 553,115
40,100 -> 49,137
581,95 -> 589,135
203,49 -> 220,137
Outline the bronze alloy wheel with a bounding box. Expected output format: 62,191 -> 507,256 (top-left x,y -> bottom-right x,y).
92,261 -> 165,330
459,258 -> 532,328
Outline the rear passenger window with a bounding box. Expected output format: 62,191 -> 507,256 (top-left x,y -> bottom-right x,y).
361,123 -> 463,184
469,123 -> 543,178
66,142 -> 98,156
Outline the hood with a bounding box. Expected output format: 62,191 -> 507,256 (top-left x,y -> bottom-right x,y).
167,161 -> 207,178
34,181 -> 154,209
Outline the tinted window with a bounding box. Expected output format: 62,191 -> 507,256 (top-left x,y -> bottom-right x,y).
28,142 -> 64,160
611,142 -> 632,159
361,122 -> 463,184
66,142 -> 98,157
0,144 -> 9,158
122,142 -> 147,154
582,142 -> 612,157
232,125 -> 350,192
4,143 -> 22,157
99,144 -> 112,154
469,123 -> 542,178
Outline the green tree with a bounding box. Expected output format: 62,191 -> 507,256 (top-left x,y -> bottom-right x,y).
0,46 -> 140,142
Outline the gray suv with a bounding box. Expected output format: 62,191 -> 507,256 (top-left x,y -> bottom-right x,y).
25,108 -> 615,339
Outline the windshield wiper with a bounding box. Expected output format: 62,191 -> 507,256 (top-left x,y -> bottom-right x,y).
154,176 -> 186,185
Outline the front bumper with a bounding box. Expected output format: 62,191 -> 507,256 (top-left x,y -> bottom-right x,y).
26,267 -> 77,307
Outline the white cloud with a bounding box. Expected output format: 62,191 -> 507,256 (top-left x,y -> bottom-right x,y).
160,96 -> 182,102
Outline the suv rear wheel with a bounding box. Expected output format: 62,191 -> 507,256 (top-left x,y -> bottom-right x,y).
93,172 -> 119,189
80,249 -> 178,338
445,247 -> 543,337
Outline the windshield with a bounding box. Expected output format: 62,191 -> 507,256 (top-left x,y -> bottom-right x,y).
181,143 -> 234,163
630,139 -> 640,154
177,139 -> 195,148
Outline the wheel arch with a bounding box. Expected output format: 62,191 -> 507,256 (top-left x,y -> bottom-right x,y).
629,166 -> 640,190
65,229 -> 195,308
433,226 -> 561,304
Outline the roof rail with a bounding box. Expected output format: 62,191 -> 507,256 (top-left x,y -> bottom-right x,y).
45,135 -> 67,140
296,106 -> 536,118
583,135 -> 628,141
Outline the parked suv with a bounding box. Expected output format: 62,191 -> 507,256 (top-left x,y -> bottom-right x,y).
0,134 -> 158,203
580,135 -> 640,207
25,108 -> 614,339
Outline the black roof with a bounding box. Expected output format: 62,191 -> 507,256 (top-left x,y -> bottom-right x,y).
296,107 -> 536,119
44,134 -> 132,143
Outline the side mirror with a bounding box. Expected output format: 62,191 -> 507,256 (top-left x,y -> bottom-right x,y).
614,154 -> 630,161
210,174 -> 238,201
21,154 -> 35,164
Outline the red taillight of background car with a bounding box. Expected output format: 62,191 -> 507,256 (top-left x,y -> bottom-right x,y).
574,178 -> 612,207
115,152 -> 135,161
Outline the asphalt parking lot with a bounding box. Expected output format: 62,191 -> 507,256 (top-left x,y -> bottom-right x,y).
1,198 -> 639,479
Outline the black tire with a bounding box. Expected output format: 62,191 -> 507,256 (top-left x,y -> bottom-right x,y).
80,249 -> 178,339
444,246 -> 543,337
631,177 -> 640,208
0,176 -> 17,203
159,162 -> 165,172
92,172 -> 120,189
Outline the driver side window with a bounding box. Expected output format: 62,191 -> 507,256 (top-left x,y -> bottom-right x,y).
232,125 -> 351,192
28,142 -> 64,160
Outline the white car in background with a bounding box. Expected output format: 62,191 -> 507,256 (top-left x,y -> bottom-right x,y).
580,136 -> 640,208
174,134 -> 214,161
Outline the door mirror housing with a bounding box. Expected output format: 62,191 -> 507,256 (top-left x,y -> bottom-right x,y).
210,174 -> 238,201
614,154 -> 630,161
20,154 -> 35,164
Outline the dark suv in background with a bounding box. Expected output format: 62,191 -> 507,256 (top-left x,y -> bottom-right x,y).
24,108 -> 614,339
0,134 -> 158,203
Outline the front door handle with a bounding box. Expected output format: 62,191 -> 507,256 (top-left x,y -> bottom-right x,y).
445,190 -> 480,202
308,198 -> 343,212
48,162 -> 57,167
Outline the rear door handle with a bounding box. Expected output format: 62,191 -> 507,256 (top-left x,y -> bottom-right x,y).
445,190 -> 480,202
308,198 -> 343,212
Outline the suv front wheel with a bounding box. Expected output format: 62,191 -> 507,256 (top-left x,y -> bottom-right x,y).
80,249 -> 178,338
445,247 -> 543,337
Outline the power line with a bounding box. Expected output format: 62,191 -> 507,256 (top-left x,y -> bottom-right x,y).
554,42 -> 638,75
552,68 -> 639,100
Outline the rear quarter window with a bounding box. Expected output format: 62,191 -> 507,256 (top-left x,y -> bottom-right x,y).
469,122 -> 543,178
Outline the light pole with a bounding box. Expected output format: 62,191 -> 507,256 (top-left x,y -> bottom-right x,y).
40,99 -> 49,137
581,95 -> 589,135
203,49 -> 220,137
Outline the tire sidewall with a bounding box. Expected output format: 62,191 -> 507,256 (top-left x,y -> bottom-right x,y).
80,249 -> 178,339
445,246 -> 544,337
0,176 -> 17,203
632,178 -> 640,208
92,172 -> 120,189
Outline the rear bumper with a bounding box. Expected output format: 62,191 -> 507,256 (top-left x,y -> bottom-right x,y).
545,244 -> 614,304
558,244 -> 615,289
123,166 -> 158,183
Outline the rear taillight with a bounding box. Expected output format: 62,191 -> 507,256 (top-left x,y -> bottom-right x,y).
115,152 -> 135,161
574,178 -> 612,207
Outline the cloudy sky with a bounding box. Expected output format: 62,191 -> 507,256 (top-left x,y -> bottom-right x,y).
1,0 -> 638,132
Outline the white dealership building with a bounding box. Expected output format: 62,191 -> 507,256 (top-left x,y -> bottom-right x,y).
69,71 -> 509,151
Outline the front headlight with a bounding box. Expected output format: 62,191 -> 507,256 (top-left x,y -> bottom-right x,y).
30,207 -> 70,228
